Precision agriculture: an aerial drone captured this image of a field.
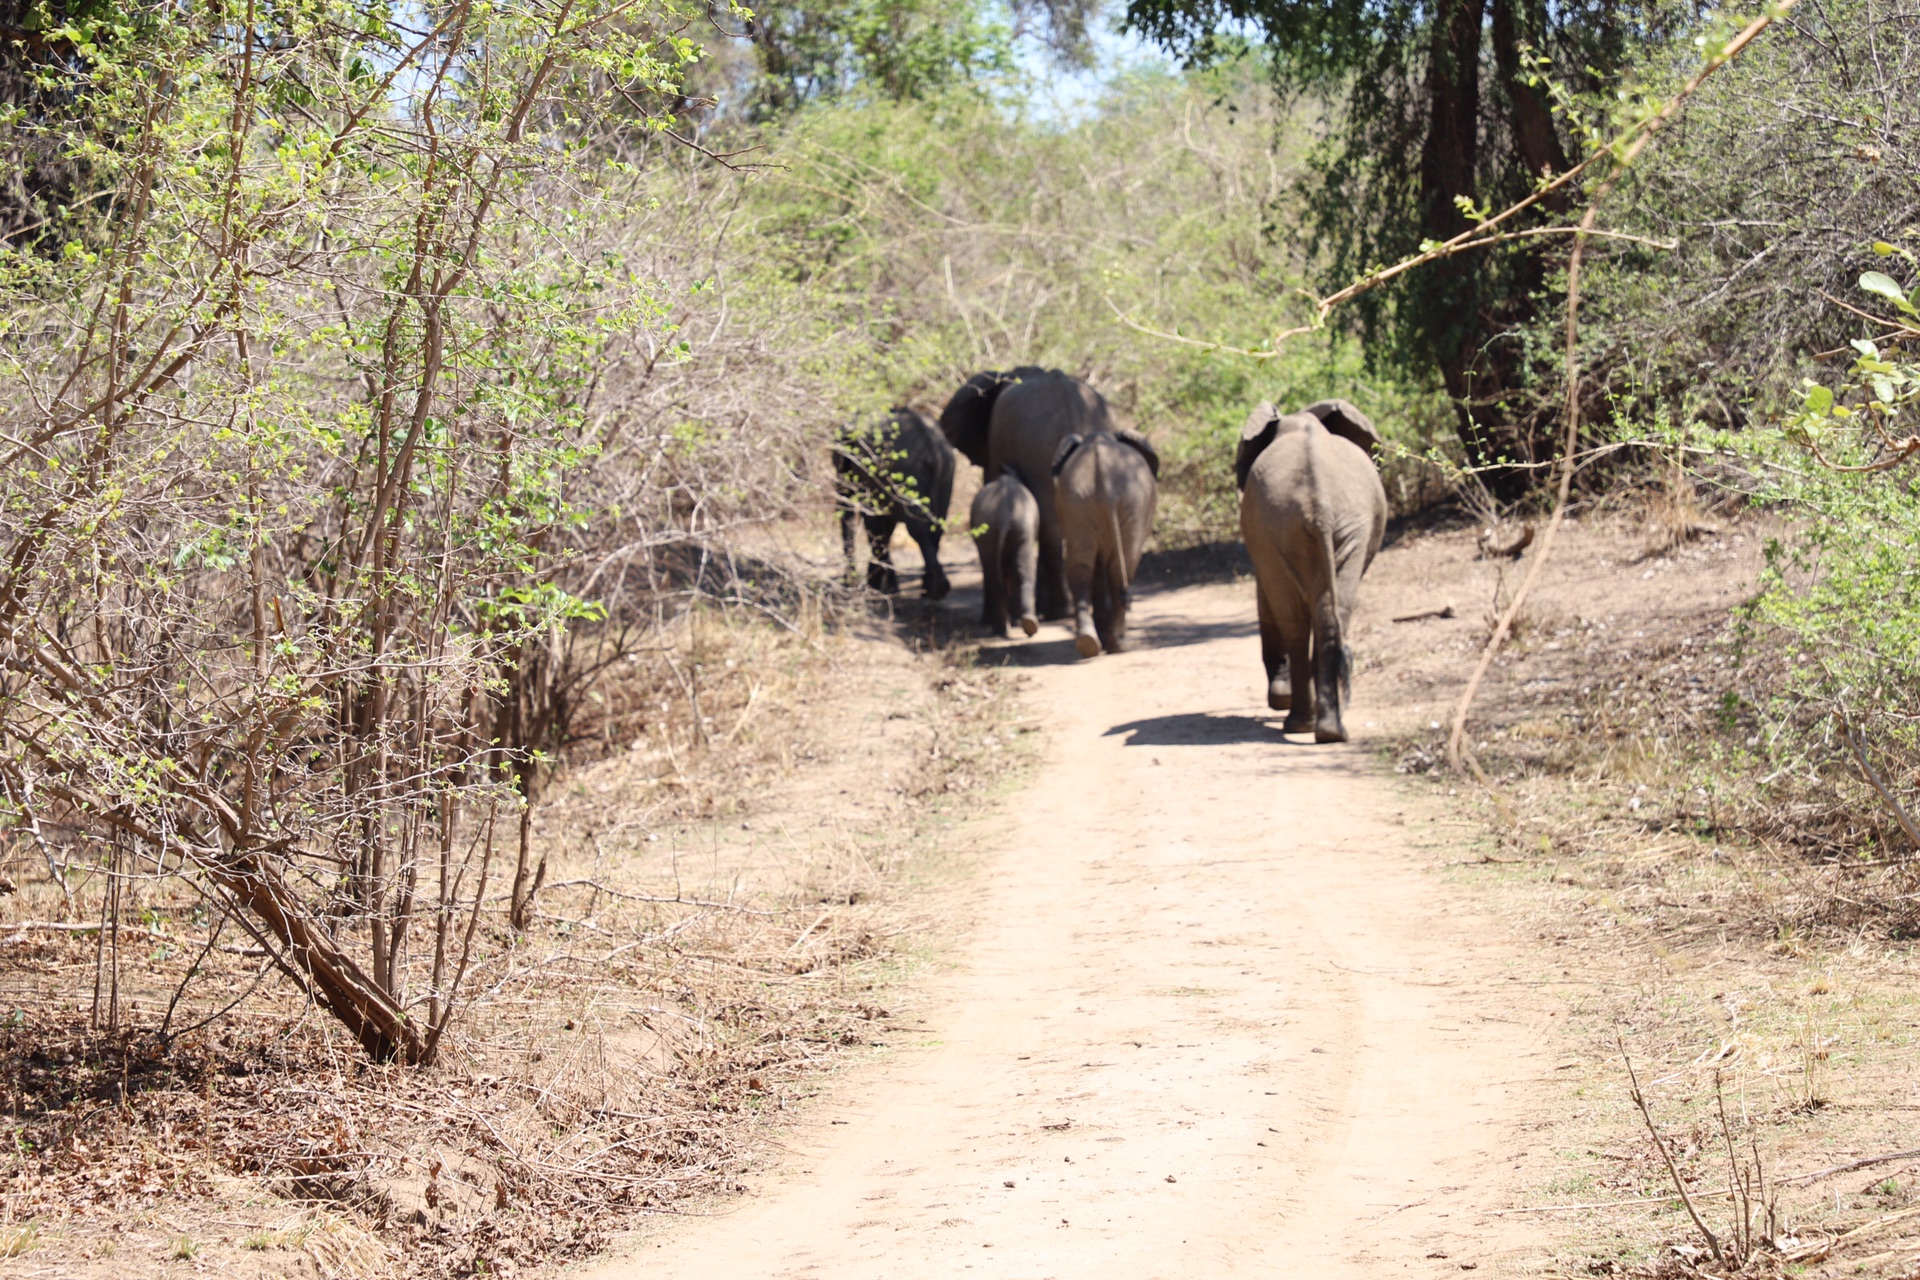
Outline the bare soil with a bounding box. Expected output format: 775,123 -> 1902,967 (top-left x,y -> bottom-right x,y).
1358,509 -> 1920,1279
571,558 -> 1560,1278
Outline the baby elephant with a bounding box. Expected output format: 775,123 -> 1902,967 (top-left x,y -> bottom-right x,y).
1236,399 -> 1388,743
1051,430 -> 1159,658
969,464 -> 1041,637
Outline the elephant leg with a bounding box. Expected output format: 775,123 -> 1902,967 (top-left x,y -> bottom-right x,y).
1012,533 -> 1039,636
978,534 -> 1009,635
1334,562 -> 1365,705
1282,628 -> 1314,736
1036,525 -> 1070,621
865,515 -> 900,595
1065,541 -> 1100,659
1095,555 -> 1129,653
1312,595 -> 1349,744
906,515 -> 950,600
1256,583 -> 1289,712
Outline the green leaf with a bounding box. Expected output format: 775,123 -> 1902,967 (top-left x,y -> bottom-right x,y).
1873,241 -> 1899,256
1803,384 -> 1834,416
1859,270 -> 1918,315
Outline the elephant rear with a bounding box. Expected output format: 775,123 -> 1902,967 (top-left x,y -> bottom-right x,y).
969,465 -> 1041,637
1053,431 -> 1159,657
938,367 -> 1113,622
834,407 -> 957,598
1236,402 -> 1387,741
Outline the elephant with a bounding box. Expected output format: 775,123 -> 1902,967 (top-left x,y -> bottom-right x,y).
1235,399 -> 1388,743
939,368 -> 1114,621
834,406 -> 956,599
968,463 -> 1041,638
1051,429 -> 1159,658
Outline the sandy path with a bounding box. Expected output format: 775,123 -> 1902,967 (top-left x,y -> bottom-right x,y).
578,579 -> 1551,1279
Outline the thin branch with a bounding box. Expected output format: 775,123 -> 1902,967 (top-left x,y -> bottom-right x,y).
1621,1036 -> 1727,1268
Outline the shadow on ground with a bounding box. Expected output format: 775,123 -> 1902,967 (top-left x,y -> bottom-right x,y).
1102,710 -> 1292,747
866,546 -> 1262,660
1135,540 -> 1252,587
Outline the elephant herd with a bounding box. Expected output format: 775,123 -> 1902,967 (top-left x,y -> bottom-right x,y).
833,368 -> 1388,743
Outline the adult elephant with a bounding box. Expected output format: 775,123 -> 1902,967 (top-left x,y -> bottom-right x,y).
1235,399 -> 1388,743
940,368 -> 1113,620
834,406 -> 956,599
1052,430 -> 1159,657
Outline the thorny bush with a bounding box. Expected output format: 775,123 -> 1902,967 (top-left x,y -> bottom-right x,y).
0,0 -> 867,1065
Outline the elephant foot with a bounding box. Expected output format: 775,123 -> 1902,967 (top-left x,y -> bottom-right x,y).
923,574 -> 951,601
1019,615 -> 1038,637
1100,634 -> 1127,654
1267,684 -> 1290,712
1314,719 -> 1348,744
1281,711 -> 1313,735
1074,632 -> 1102,659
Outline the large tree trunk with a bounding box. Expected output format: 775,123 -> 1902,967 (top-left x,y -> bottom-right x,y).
1490,0 -> 1570,204
1418,0 -> 1575,496
1417,0 -> 1525,490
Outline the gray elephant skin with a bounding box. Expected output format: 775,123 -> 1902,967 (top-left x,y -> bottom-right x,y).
1052,430 -> 1159,658
1235,399 -> 1387,743
834,406 -> 956,599
940,368 -> 1114,620
969,464 -> 1041,638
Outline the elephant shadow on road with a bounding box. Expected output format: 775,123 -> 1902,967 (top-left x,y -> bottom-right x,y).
1103,710 -> 1292,747
970,633 -> 1086,668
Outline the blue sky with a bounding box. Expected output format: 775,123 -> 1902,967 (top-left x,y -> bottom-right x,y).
1014,13 -> 1174,123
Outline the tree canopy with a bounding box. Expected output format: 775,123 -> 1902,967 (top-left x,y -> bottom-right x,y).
1122,0 -> 1700,483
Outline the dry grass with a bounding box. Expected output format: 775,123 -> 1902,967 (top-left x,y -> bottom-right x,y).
1354,503 -> 1920,1279
0,587 -> 1026,1277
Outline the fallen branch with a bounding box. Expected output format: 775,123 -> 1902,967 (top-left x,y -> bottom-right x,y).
1837,714 -> 1920,854
1784,1204 -> 1920,1263
535,879 -> 782,916
1391,603 -> 1457,623
1476,523 -> 1535,560
1777,1148 -> 1920,1187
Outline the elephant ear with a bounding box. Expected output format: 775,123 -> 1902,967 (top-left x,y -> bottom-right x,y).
1114,429 -> 1160,479
1300,398 -> 1381,457
1234,402 -> 1280,491
1049,433 -> 1086,477
939,371 -> 1006,469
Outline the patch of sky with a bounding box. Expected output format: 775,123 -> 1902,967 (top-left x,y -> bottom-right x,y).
1008,14 -> 1174,127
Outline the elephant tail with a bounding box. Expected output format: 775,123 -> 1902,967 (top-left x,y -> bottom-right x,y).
1313,520 -> 1351,700
1100,441 -> 1133,592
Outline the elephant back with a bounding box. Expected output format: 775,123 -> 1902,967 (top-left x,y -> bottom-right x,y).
940,367 -> 1051,469
835,408 -> 953,520
1236,399 -> 1381,491
894,407 -> 956,521
988,372 -> 1111,483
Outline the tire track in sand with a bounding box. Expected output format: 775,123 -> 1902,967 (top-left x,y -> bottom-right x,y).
577,578 -> 1551,1279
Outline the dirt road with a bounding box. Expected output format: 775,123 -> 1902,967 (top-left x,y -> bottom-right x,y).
578,578 -> 1552,1278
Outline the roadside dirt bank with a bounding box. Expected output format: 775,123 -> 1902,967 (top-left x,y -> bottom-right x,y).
573,575 -> 1558,1279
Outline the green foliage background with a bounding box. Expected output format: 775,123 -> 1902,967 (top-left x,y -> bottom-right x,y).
726,64 -> 1450,544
